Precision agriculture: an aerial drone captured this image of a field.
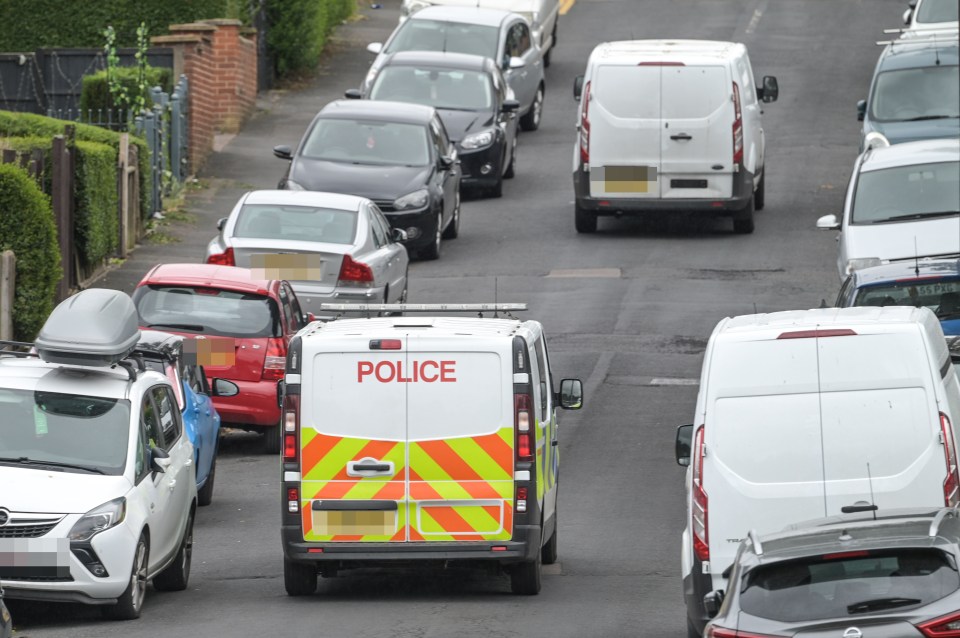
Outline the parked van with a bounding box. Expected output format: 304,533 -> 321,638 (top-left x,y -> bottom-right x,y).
280,303 -> 583,596
572,40 -> 778,235
675,306 -> 960,637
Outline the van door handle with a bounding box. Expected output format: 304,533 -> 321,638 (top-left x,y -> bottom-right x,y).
353,463 -> 390,472
670,133 -> 693,141
347,458 -> 396,477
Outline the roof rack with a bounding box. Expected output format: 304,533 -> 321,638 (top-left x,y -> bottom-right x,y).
928,505 -> 960,538
876,27 -> 959,46
0,340 -> 39,358
320,303 -> 528,319
747,529 -> 764,556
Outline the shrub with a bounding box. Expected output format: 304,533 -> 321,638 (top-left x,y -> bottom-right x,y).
0,163 -> 62,341
267,0 -> 355,76
80,67 -> 174,116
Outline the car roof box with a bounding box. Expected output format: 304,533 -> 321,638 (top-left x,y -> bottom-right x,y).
35,289 -> 141,367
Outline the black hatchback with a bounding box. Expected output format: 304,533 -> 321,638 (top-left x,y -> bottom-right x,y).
357,51 -> 520,199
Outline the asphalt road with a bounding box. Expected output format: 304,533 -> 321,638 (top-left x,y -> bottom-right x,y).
8,0 -> 904,636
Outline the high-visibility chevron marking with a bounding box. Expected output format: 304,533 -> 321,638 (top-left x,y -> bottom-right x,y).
416,439 -> 484,481
419,506 -> 482,541
301,431 -> 342,477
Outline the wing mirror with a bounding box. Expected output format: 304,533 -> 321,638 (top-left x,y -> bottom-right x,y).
703,590 -> 725,618
558,378 -> 583,410
758,76 -> 779,103
217,217 -> 227,231
391,228 -> 408,243
675,424 -> 693,466
211,378 -> 240,397
856,99 -> 866,122
273,145 -> 293,160
508,56 -> 526,70
439,154 -> 456,169
573,75 -> 584,100
501,99 -> 520,113
303,312 -> 316,324
150,446 -> 171,474
344,88 -> 362,100
367,42 -> 383,55
816,214 -> 840,231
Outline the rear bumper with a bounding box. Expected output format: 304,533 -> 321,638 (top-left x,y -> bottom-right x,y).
289,283 -> 389,317
210,379 -> 281,427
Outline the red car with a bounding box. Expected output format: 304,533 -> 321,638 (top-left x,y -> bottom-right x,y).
133,264 -> 311,453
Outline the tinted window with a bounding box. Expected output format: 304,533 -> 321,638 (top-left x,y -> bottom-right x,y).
854,277 -> 960,317
152,386 -> 181,450
142,392 -> 164,449
385,20 -> 498,59
135,285 -> 282,338
851,161 -> 960,224
302,119 -> 430,166
870,66 -> 960,122
0,389 -> 130,475
917,0 -> 959,23
739,549 -> 960,622
593,65 -> 660,119
233,203 -> 359,245
371,67 -> 494,111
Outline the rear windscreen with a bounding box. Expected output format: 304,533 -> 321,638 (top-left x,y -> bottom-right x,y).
740,549 -> 960,621
593,65 -> 660,119
134,285 -> 281,338
854,277 -> 960,319
917,0 -> 959,23
661,66 -> 729,119
234,204 -> 359,245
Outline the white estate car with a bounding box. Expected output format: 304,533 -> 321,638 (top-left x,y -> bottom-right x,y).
816,137 -> 960,280
902,0 -> 959,33
0,289 -> 196,620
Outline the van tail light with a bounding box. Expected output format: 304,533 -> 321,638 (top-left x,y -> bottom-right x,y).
579,81 -> 591,165
337,254 -> 374,287
287,487 -> 299,513
707,628 -> 778,638
262,338 -> 287,381
515,393 -> 534,463
206,246 -> 235,266
732,82 -> 743,166
692,425 -> 709,562
940,413 -> 959,507
282,393 -> 300,463
516,486 -> 528,513
918,610 -> 960,638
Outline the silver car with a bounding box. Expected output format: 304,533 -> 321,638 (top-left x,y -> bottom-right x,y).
205,190 -> 410,317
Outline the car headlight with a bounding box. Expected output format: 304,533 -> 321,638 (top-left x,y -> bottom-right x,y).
845,257 -> 883,275
402,0 -> 432,16
394,188 -> 430,211
460,129 -> 496,150
68,497 -> 126,542
285,179 -> 305,191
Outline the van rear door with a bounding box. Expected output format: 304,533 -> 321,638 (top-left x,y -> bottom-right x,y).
660,65 -> 734,200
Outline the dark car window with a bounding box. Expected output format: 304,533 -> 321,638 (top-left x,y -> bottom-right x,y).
285,283 -> 305,327
134,285 -> 283,339
851,161 -> 960,224
371,67 -> 494,111
431,118 -> 452,154
506,22 -> 531,58
301,119 -> 430,166
917,0 -> 959,23
151,386 -> 182,451
739,548 -> 960,622
385,19 -> 498,59
853,277 -> 960,317
232,204 -> 359,245
869,65 -> 959,122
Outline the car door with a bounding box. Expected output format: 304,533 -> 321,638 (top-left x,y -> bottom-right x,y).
372,207 -> 407,301
151,385 -> 193,562
503,20 -> 537,112
183,360 -> 217,485
140,390 -> 178,569
431,116 -> 459,216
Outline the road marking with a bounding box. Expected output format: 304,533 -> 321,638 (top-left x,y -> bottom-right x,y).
559,0 -> 576,16
546,268 -> 621,278
745,0 -> 768,34
650,377 -> 700,386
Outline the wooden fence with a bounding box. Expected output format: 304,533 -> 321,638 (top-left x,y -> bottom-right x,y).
0,250 -> 14,341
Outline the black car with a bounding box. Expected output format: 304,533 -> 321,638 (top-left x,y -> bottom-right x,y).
273,100 -> 461,260
357,51 -> 520,198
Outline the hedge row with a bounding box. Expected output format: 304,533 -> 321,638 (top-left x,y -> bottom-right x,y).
80,67 -> 174,115
0,163 -> 61,341
267,0 -> 355,76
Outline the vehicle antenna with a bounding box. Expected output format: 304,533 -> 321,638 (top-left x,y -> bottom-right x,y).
934,33 -> 942,65
753,302 -> 757,314
494,276 -> 499,318
867,462 -> 877,521
915,236 -> 920,278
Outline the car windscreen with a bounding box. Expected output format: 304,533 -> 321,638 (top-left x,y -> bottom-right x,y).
739,548 -> 960,622
134,285 -> 282,338
917,0 -> 959,23
0,389 -> 130,475
870,65 -> 960,122
371,66 -> 494,111
385,20 -> 498,59
301,119 -> 430,167
233,204 -> 359,245
851,160 -> 960,224
854,277 -> 960,318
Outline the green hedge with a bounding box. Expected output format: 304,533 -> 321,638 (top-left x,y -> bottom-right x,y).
0,163 -> 61,341
80,67 -> 174,115
267,0 -> 355,76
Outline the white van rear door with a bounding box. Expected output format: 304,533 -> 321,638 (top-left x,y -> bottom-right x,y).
588,64 -> 661,199
660,65 -> 735,199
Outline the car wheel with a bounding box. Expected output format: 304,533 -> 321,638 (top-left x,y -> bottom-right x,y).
153,512 -> 194,592
510,546 -> 542,595
541,521 -> 558,565
504,137 -> 517,179
442,193 -> 460,239
575,204 -> 597,233
754,170 -> 765,211
103,534 -> 148,620
687,618 -> 701,638
733,198 -> 755,234
197,452 -> 216,507
262,423 -> 282,454
284,558 -> 318,596
520,84 -> 544,132
419,210 -> 442,260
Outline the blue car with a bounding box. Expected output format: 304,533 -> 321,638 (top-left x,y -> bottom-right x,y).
136,330 -> 233,506
835,258 -> 960,335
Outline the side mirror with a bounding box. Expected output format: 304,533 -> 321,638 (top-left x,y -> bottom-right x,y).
558,378 -> 583,410
675,424 -> 693,466
367,42 -> 383,55
508,56 -> 526,70
150,446 -> 171,474
217,217 -> 228,231
211,378 -> 240,397
344,88 -> 362,100
439,154 -> 455,169
760,76 -> 778,103
703,590 -> 725,618
273,145 -> 293,160
303,312 -> 316,323
856,99 -> 866,122
903,8 -> 913,24
573,75 -> 584,100
501,99 -> 520,113
391,227 -> 408,242
816,214 -> 840,231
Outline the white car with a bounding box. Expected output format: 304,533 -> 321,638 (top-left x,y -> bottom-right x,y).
902,0 -> 959,33
400,0 -> 559,66
816,137 -> 960,280
0,289 -> 199,619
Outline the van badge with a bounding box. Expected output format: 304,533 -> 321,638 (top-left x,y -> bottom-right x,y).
843,628 -> 863,638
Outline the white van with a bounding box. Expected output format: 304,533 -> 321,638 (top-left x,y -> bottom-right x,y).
675,306 -> 960,637
572,40 -> 779,235
279,303 -> 582,596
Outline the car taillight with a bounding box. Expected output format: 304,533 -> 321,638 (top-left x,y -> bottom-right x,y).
515,393 -> 534,463
940,412 -> 959,507
282,393 -> 300,463
707,628 -> 778,638
732,82 -> 743,165
337,254 -> 374,287
692,425 -> 709,562
919,610 -> 960,638
579,81 -> 591,165
287,486 -> 299,513
262,338 -> 286,381
206,246 -> 235,266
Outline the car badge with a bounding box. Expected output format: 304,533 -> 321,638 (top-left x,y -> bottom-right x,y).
843,628 -> 863,638
252,344 -> 261,349
0,508 -> 9,527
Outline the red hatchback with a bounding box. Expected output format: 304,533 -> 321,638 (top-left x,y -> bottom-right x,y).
133,264 -> 311,453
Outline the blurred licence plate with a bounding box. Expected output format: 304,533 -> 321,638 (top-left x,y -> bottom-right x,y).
0,538 -> 70,579
312,510 -> 395,536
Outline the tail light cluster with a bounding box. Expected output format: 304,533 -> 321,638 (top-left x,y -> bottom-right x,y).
692,425 -> 709,562
732,82 -> 743,166
286,486 -> 299,514
206,247 -> 235,266
940,412 -> 960,507
579,81 -> 591,165
262,338 -> 287,381
515,393 -> 534,463
706,628 -> 776,638
282,393 -> 300,465
337,255 -> 374,287
918,610 -> 960,637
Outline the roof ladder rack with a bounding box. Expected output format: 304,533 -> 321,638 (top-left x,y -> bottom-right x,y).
320,303 -> 528,319
928,506 -> 960,538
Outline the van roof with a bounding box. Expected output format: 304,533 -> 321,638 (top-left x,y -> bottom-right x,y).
718,306 -> 941,341
590,39 -> 745,65
411,5 -> 514,27
302,316 -> 530,340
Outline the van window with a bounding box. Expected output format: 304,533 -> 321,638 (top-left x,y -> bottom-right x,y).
534,338 -> 552,419
593,65 -> 660,119
528,345 -> 543,423
661,66 -> 729,119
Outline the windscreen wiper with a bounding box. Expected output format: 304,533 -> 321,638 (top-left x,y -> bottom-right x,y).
903,114 -> 957,121
871,211 -> 960,223
146,322 -> 206,332
847,596 -> 921,614
0,456 -> 105,474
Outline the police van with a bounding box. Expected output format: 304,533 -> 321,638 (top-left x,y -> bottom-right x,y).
279,303 -> 583,595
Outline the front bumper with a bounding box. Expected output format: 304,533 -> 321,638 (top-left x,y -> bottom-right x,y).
383,207 -> 438,251
459,143 -> 503,188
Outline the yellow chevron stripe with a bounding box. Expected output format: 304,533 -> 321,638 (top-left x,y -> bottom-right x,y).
444,436 -> 512,481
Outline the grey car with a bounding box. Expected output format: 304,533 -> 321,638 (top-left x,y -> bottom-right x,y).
205,190 -> 410,318
702,506 -> 960,637
365,6 -> 545,132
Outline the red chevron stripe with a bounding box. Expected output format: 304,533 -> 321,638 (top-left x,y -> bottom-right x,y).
416,439 -> 483,481
330,535 -> 364,541
301,433 -> 343,476
329,439 -> 400,481
473,431 -> 514,476
421,506 -> 481,541
301,508 -> 313,536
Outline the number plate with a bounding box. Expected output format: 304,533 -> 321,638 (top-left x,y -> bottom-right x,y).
594,165 -> 658,193
311,510 -> 396,536
0,538 -> 70,579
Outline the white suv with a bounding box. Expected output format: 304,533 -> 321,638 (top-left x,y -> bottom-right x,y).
0,289 -> 196,620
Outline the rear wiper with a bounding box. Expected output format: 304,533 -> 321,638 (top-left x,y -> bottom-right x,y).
0,456 -> 105,474
903,114 -> 957,121
871,211 -> 960,223
847,596 -> 921,614
146,322 -> 205,332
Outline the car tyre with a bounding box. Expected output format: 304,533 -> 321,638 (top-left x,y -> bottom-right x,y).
541,522 -> 558,565
103,534 -> 148,620
754,170 -> 765,211
504,137 -> 517,179
442,193 -> 460,239
263,423 -> 282,454
733,198 -> 755,234
520,84 -> 544,132
153,512 -> 194,592
575,204 -> 597,233
510,547 -> 542,595
284,558 -> 318,596
197,452 -> 216,507
419,210 -> 442,260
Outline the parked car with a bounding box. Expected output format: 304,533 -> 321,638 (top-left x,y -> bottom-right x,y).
0,582 -> 11,638
816,137 -> 960,280
398,0 -> 560,67
0,289 -> 195,619
133,264 -> 311,453
857,33 -> 959,149
703,507 -> 960,637
362,51 -> 520,198
572,40 -> 778,234
834,259 -> 960,336
902,0 -> 959,33
273,103 -> 459,259
136,330 -> 234,506
365,6 -> 545,132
